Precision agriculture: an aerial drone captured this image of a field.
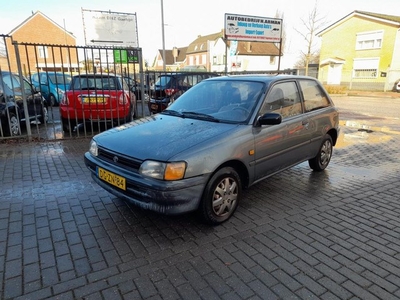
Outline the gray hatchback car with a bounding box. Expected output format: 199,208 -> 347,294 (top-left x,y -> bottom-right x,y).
84,75 -> 340,224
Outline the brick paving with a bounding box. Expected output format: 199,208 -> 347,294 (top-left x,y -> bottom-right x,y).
1,120 -> 400,299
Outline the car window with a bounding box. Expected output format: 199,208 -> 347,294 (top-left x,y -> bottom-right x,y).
156,76 -> 171,87
31,74 -> 39,82
2,73 -> 21,92
40,74 -> 48,82
260,81 -> 302,119
71,76 -> 120,90
299,79 -> 330,112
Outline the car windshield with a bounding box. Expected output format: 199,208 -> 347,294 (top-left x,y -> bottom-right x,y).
165,79 -> 265,123
71,76 -> 121,90
155,76 -> 172,87
48,74 -> 72,85
1,73 -> 32,96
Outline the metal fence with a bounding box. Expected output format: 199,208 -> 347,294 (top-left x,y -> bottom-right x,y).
2,34 -> 400,143
1,35 -> 149,141
1,36 -> 299,142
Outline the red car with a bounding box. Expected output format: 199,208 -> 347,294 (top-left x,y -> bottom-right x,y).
60,73 -> 136,133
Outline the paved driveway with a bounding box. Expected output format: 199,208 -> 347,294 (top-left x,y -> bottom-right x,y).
1,95 -> 400,299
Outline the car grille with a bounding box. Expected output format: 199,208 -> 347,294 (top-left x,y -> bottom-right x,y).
98,147 -> 142,173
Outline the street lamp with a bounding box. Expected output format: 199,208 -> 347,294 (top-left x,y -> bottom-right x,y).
161,0 -> 166,71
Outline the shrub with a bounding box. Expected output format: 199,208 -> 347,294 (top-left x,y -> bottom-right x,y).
324,85 -> 347,94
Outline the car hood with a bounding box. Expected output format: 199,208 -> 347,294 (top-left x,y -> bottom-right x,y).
94,115 -> 237,161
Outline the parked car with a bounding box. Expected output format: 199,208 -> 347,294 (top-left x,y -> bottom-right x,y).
148,72 -> 218,114
59,73 -> 136,133
84,75 -> 340,224
30,72 -> 72,106
0,71 -> 48,136
394,79 -> 400,92
123,76 -> 149,101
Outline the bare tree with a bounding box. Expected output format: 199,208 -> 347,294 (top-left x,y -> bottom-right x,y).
275,10 -> 285,54
294,1 -> 327,75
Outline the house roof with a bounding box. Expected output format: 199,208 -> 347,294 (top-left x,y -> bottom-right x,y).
318,10 -> 400,36
8,11 -> 76,39
228,40 -> 281,56
186,30 -> 281,56
157,47 -> 187,65
187,31 -> 224,54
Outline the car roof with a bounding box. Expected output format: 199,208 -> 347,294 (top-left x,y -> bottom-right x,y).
72,73 -> 121,78
206,74 -> 319,84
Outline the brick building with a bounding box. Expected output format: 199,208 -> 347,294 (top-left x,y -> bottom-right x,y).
5,11 -> 79,75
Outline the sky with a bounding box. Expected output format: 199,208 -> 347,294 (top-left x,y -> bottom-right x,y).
1,0 -> 399,68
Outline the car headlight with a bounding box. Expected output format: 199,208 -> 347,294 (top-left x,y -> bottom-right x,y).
139,160 -> 186,180
89,140 -> 98,156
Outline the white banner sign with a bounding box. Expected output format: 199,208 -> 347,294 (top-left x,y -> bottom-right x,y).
224,13 -> 282,43
82,9 -> 138,47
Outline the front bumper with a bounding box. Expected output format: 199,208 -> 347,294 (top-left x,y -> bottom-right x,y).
84,152 -> 208,215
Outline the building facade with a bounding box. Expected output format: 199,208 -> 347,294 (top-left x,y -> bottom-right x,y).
5,11 -> 79,75
318,11 -> 400,91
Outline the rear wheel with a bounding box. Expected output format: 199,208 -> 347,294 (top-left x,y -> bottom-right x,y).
49,94 -> 57,106
199,167 -> 241,225
6,112 -> 21,136
308,134 -> 333,171
61,117 -> 76,134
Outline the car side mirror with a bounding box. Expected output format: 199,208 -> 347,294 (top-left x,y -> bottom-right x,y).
256,113 -> 282,126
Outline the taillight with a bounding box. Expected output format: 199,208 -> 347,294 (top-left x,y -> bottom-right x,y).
61,94 -> 69,105
119,92 -> 129,105
165,88 -> 178,96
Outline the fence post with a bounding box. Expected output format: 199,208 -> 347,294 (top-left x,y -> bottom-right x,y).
13,41 -> 32,140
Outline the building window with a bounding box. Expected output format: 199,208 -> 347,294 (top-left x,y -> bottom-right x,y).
353,69 -> 377,78
356,30 -> 383,50
38,46 -> 48,58
353,58 -> 379,78
202,54 -> 206,64
270,56 -> 276,65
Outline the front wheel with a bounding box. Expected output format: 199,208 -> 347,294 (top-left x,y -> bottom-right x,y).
308,134 -> 333,171
198,167 -> 241,225
6,112 -> 21,136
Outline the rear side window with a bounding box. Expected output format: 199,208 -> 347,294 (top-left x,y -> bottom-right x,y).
299,80 -> 330,112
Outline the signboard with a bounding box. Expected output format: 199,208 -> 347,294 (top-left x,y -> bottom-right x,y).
82,9 -> 138,47
224,13 -> 282,43
113,49 -> 139,63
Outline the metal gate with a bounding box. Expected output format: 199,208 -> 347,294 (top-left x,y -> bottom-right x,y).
0,34 -> 147,141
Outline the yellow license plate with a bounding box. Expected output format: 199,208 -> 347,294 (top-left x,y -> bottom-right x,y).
83,97 -> 106,104
97,167 -> 126,190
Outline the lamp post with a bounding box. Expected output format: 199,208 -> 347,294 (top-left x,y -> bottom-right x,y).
161,0 -> 166,71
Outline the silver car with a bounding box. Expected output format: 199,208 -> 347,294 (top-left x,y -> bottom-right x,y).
84,75 -> 340,225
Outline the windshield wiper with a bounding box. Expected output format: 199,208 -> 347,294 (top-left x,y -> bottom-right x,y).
181,111 -> 220,122
160,110 -> 184,117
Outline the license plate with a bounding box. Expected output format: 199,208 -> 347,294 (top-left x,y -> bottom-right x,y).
83,97 -> 106,104
97,167 -> 126,190
150,104 -> 158,110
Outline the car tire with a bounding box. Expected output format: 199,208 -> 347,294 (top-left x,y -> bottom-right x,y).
199,167 -> 241,225
6,112 -> 21,136
38,106 -> 48,124
49,94 -> 57,106
308,134 -> 333,171
61,117 -> 76,133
